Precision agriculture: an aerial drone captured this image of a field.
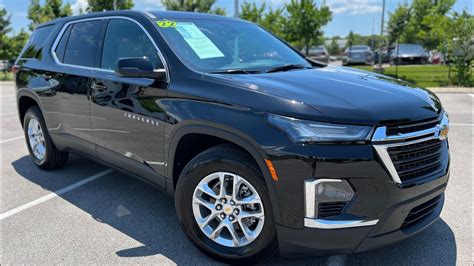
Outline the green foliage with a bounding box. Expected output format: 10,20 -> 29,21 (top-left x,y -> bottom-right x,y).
87,0 -> 134,12
161,0 -> 225,15
27,0 -> 72,31
328,37 -> 340,55
387,2 -> 410,46
239,2 -> 284,38
387,0 -> 455,49
240,2 -> 265,23
285,0 -> 332,53
0,8 -> 12,36
353,65 -> 454,88
444,11 -> 474,87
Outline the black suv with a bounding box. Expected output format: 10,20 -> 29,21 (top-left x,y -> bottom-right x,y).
14,11 -> 450,263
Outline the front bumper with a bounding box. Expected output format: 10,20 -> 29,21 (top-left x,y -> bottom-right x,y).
265,139 -> 449,257
276,176 -> 447,257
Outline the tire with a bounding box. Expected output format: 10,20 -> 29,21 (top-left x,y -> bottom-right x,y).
23,106 -> 69,170
175,144 -> 278,263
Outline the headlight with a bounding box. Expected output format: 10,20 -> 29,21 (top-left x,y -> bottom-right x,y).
267,114 -> 373,143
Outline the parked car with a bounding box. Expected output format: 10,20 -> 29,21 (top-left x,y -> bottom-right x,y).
342,45 -> 374,65
14,11 -> 450,264
305,46 -> 330,63
390,44 -> 429,65
374,48 -> 391,64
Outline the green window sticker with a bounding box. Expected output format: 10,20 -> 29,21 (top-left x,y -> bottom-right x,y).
175,22 -> 225,59
157,20 -> 176,28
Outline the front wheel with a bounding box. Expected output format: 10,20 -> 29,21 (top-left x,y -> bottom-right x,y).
175,144 -> 277,263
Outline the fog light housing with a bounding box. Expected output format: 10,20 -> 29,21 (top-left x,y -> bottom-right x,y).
304,179 -> 354,218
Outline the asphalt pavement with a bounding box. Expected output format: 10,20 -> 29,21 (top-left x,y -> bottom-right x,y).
1,81 -> 472,265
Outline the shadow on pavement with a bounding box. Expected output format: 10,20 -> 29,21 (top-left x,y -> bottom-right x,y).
12,155 -> 456,265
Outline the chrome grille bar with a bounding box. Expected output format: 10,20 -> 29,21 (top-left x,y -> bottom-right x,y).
372,113 -> 449,184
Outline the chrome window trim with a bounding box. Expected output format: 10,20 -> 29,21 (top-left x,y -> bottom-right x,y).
50,16 -> 170,83
372,113 -> 449,184
304,179 -> 379,229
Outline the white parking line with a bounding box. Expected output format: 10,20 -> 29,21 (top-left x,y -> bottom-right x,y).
0,135 -> 24,144
451,123 -> 474,127
1,112 -> 17,117
468,93 -> 474,98
0,169 -> 113,221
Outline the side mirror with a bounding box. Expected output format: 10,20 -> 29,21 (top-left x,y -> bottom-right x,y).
115,57 -> 166,80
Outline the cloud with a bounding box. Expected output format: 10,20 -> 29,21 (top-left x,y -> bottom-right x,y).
327,0 -> 382,15
71,0 -> 88,15
134,0 -> 164,10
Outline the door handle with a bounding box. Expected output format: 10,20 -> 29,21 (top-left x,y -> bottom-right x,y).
91,83 -> 107,92
42,73 -> 52,80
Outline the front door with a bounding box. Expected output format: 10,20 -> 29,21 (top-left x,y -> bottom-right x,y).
90,18 -> 167,187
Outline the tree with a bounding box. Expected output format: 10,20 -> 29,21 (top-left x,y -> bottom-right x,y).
239,2 -> 284,38
328,36 -> 340,55
387,2 -> 411,46
87,0 -> 134,12
0,8 -> 13,61
27,0 -> 72,31
240,2 -> 265,23
285,0 -> 332,53
445,11 -> 474,86
161,0 -> 225,15
415,0 -> 455,50
9,30 -> 30,60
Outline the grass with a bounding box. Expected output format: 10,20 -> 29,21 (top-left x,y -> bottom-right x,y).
351,65 -> 458,88
1,71 -> 13,81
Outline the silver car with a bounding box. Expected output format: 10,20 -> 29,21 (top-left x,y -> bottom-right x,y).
306,46 -> 330,63
390,44 -> 429,65
342,45 -> 374,66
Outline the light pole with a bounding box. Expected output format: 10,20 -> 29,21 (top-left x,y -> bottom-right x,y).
377,0 -> 386,70
113,0 -> 117,10
234,0 -> 239,18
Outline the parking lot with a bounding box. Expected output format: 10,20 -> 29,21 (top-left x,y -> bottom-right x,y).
1,81 -> 472,265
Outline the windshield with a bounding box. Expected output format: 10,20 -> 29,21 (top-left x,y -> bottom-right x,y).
346,46 -> 369,52
157,19 -> 311,73
396,45 -> 425,53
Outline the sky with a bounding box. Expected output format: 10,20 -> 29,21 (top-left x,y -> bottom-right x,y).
1,0 -> 473,37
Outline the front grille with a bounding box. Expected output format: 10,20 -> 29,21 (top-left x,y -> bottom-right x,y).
402,195 -> 442,228
386,118 -> 439,136
387,139 -> 443,182
318,202 -> 346,218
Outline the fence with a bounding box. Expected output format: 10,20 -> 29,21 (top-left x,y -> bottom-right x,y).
340,40 -> 473,88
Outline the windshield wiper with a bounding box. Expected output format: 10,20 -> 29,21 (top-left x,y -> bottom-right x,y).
266,64 -> 310,73
208,69 -> 261,74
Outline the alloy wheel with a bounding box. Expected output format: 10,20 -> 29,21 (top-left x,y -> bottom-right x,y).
192,172 -> 265,248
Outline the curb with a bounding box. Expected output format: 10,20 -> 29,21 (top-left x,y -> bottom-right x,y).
427,87 -> 474,93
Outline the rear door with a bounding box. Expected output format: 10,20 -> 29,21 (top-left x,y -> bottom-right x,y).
41,19 -> 106,155
89,18 -> 167,187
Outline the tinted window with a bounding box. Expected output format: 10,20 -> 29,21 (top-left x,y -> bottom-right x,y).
64,20 -> 104,67
21,25 -> 55,60
55,25 -> 72,62
101,19 -> 161,70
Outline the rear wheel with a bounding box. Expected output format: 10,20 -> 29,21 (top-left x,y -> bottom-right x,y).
23,106 -> 69,170
175,144 -> 277,263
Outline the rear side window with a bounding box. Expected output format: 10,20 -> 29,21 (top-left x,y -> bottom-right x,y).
21,25 -> 55,60
54,25 -> 72,62
101,19 -> 161,70
63,20 -> 104,67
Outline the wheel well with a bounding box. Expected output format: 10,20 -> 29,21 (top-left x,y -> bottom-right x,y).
172,133 -> 260,188
18,96 -> 39,126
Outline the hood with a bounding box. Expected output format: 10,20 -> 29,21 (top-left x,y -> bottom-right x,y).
204,66 -> 442,125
